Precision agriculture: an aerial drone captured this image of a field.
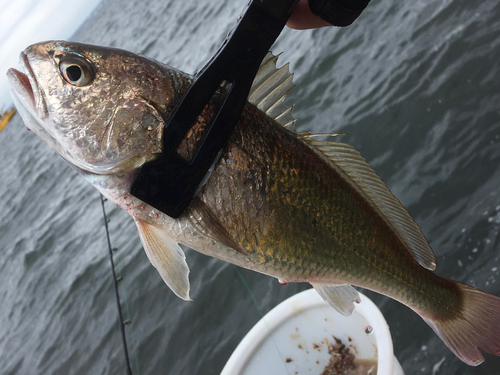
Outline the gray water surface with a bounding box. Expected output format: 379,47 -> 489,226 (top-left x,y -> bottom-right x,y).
1,0 -> 500,374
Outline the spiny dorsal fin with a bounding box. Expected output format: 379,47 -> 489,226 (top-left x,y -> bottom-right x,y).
248,52 -> 296,131
304,138 -> 437,271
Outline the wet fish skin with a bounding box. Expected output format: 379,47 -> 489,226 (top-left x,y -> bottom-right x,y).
7,41 -> 190,174
201,99 -> 462,313
6,40 -> 500,366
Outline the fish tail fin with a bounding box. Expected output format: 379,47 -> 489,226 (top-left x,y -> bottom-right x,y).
423,282 -> 500,366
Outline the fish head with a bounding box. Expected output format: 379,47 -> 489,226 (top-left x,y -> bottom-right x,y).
7,40 -> 183,174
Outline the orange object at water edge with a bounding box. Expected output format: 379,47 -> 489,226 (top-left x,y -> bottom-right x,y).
0,109 -> 16,133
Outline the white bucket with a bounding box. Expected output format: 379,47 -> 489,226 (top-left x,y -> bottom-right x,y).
221,288 -> 404,375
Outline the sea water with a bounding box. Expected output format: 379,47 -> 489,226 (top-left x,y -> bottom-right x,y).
1,0 -> 499,374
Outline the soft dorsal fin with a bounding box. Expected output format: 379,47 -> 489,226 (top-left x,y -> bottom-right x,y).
248,52 -> 296,131
304,139 -> 437,271
247,53 -> 435,271
134,218 -> 191,300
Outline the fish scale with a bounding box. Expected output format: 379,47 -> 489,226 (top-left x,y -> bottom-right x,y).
202,103 -> 416,285
203,103 -> 464,320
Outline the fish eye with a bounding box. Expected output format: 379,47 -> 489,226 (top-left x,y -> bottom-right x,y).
59,56 -> 95,87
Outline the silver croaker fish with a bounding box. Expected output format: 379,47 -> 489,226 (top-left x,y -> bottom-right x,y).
7,41 -> 500,366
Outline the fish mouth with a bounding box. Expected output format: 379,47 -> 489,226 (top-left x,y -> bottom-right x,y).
7,68 -> 35,109
7,52 -> 48,123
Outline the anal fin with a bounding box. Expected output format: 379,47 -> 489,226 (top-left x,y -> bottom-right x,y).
311,282 -> 360,316
134,218 -> 191,301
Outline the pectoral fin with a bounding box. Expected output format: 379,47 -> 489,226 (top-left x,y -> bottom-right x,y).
310,282 -> 360,316
188,198 -> 246,254
134,218 -> 191,301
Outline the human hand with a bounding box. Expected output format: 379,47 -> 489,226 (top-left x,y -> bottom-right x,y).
287,0 -> 332,30
287,0 -> 371,30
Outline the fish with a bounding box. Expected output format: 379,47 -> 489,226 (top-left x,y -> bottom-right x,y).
6,40 -> 500,366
